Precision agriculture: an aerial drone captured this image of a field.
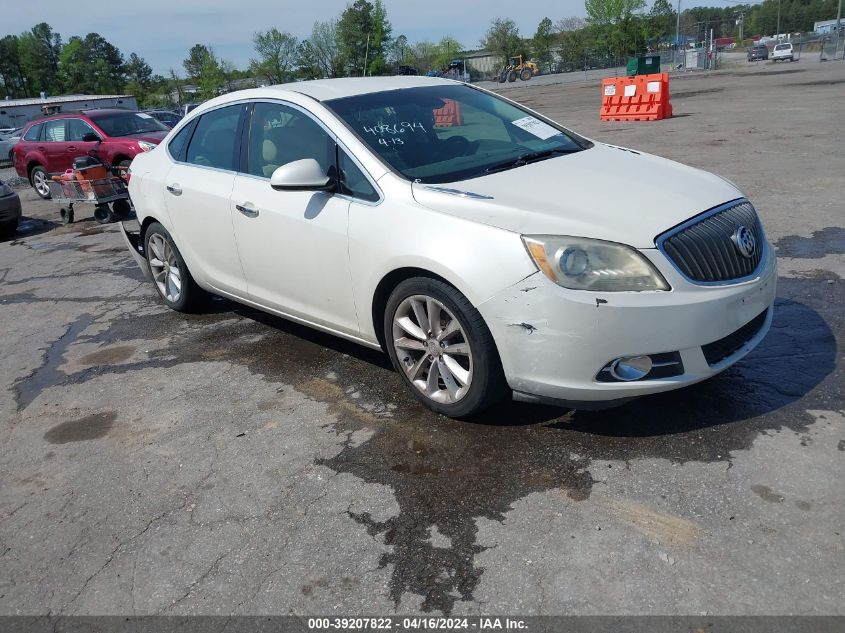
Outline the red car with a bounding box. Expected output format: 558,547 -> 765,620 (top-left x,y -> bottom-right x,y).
14,109 -> 169,199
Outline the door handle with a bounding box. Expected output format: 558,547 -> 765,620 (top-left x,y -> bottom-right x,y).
67,146 -> 77,152
166,184 -> 182,196
235,203 -> 259,218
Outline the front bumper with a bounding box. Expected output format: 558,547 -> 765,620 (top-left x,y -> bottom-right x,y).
478,243 -> 777,405
0,192 -> 22,223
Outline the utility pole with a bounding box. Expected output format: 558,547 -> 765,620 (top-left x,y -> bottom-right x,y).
735,11 -> 744,44
776,0 -> 781,40
836,0 -> 842,59
675,0 -> 682,68
362,33 -> 370,77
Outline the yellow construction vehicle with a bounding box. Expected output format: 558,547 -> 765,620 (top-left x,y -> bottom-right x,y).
497,56 -> 540,83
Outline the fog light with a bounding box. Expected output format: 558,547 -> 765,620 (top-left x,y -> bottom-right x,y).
609,355 -> 653,381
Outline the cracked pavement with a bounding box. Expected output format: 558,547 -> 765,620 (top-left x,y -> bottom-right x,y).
0,62 -> 843,616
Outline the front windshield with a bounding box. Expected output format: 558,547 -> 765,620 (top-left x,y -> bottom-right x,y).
325,84 -> 588,184
89,112 -> 169,137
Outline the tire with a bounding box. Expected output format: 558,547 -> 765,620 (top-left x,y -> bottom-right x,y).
383,277 -> 508,418
144,222 -> 206,313
60,207 -> 74,224
507,70 -> 517,82
93,204 -> 115,224
30,165 -> 51,199
111,199 -> 131,220
520,68 -> 532,81
7,150 -> 12,163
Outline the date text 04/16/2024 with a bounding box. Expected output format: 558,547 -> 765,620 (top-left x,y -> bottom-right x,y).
307,617 -> 528,630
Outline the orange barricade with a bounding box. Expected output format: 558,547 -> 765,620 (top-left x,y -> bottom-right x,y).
433,99 -> 464,127
599,73 -> 673,122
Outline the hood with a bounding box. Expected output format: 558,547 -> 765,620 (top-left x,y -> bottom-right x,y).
411,143 -> 743,248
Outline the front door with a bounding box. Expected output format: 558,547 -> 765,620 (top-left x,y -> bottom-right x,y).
230,101 -> 359,336
41,119 -> 73,173
163,103 -> 247,296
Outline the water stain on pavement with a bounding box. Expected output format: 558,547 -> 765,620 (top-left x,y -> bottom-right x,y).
78,345 -> 136,365
43,411 -> 117,444
775,227 -> 845,259
10,271 -> 842,613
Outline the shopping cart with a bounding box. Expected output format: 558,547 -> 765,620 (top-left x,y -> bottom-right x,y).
48,173 -> 131,225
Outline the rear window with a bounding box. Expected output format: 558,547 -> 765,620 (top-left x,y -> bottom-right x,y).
774,44 -> 791,50
23,123 -> 43,141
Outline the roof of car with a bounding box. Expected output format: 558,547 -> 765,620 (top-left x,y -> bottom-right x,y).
272,76 -> 461,102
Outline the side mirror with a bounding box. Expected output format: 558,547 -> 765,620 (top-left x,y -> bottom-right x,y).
83,132 -> 101,143
270,159 -> 334,192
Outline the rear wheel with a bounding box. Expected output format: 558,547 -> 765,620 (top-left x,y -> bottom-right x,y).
30,166 -> 51,199
384,277 -> 507,418
520,68 -> 532,81
507,70 -> 517,82
144,222 -> 206,312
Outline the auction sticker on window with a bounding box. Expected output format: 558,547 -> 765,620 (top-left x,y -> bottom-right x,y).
511,116 -> 561,140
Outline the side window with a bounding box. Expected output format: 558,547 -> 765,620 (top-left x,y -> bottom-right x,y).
246,102 -> 333,178
338,150 -> 379,202
23,123 -> 43,141
43,120 -> 66,142
185,105 -> 241,170
167,121 -> 195,161
67,118 -> 98,142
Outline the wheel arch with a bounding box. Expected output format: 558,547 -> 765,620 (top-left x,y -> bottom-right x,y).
371,266 -> 472,352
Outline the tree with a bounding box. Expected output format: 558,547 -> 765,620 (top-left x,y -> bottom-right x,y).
57,33 -> 124,94
250,28 -> 299,84
0,36 -> 28,97
585,0 -> 648,58
301,19 -> 343,78
649,0 -> 676,40
533,17 -> 556,71
336,0 -> 392,76
18,23 -> 62,95
432,36 -> 463,70
125,53 -> 154,102
197,48 -> 224,100
183,44 -> 211,82
481,18 -> 522,63
556,16 -> 587,32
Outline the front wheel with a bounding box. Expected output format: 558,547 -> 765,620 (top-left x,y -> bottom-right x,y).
144,222 -> 206,312
30,166 -> 51,199
384,277 -> 507,418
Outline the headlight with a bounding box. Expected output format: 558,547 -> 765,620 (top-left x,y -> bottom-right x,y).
522,235 -> 670,292
137,141 -> 157,152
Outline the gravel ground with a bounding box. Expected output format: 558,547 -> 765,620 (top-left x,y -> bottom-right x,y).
0,61 -> 843,617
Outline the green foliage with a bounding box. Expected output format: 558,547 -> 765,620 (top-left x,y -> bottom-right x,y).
533,17 -> 556,71
250,28 -> 299,84
482,18 -> 523,62
18,23 -> 62,95
298,20 -> 343,79
336,0 -> 392,76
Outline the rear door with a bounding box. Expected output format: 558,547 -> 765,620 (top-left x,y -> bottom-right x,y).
41,119 -> 73,173
163,103 -> 248,296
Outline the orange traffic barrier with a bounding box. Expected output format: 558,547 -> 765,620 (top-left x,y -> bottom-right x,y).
600,73 -> 672,122
433,99 -> 463,127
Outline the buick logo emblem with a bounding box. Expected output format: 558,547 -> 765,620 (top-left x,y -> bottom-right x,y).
732,226 -> 757,259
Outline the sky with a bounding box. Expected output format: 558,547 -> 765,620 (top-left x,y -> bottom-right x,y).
9,0 -> 596,75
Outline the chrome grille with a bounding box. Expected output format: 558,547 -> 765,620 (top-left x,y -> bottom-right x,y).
658,201 -> 763,283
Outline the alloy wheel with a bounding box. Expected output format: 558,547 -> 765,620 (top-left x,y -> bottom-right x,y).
391,295 -> 473,404
148,233 -> 182,303
33,170 -> 49,197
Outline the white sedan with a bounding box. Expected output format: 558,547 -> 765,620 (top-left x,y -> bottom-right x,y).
122,76 -> 776,418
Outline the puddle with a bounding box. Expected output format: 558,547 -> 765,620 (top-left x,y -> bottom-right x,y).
78,345 -> 137,365
44,411 -> 116,444
775,227 -> 845,259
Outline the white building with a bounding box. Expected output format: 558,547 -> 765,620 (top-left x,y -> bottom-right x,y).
814,19 -> 843,34
0,94 -> 138,129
